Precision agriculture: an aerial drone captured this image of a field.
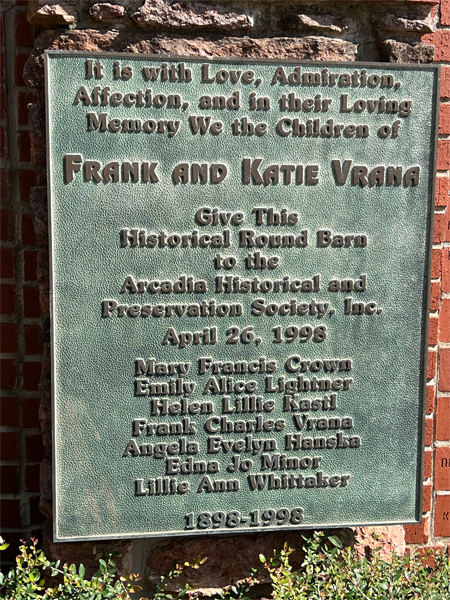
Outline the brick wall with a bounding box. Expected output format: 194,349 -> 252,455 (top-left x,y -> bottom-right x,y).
0,1 -> 45,567
403,0 -> 450,551
0,0 -> 449,584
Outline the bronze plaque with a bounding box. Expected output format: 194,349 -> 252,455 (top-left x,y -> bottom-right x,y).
45,51 -> 439,541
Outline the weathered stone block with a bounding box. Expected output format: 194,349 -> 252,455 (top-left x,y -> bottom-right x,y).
39,455 -> 52,518
147,531 -> 304,592
28,0 -> 77,27
354,525 -> 406,560
89,3 -> 127,21
24,30 -> 119,88
30,183 -> 48,246
28,102 -> 46,166
147,529 -> 354,593
380,39 -> 434,62
37,248 -> 50,314
38,343 -> 51,452
295,14 -> 355,35
43,521 -> 134,576
374,14 -> 436,33
131,0 -> 253,32
24,29 -> 358,88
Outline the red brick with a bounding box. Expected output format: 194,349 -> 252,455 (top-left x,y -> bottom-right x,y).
432,248 -> 442,278
0,358 -> 16,388
422,483 -> 432,513
442,66 -> 450,99
439,103 -> 450,135
22,398 -> 40,428
438,140 -> 450,170
23,250 -> 37,281
29,496 -> 44,525
23,286 -> 41,318
0,322 -> 17,353
25,434 -> 44,462
22,212 -> 36,244
445,211 -> 450,244
441,0 -> 450,26
25,464 -> 40,492
434,212 -> 446,243
427,349 -> 437,380
436,397 -> 450,440
404,517 -> 429,545
425,418 -> 434,446
424,449 -> 433,479
443,249 -> 450,293
415,545 -> 443,568
0,466 -> 19,494
422,30 -> 450,62
426,384 -> 435,413
15,11 -> 35,47
435,447 -> 450,490
0,209 -> 13,241
0,500 -> 21,527
0,169 -> 11,203
434,495 -> 450,537
428,315 -> 439,345
440,299 -> 450,342
18,130 -> 31,163
0,247 -> 14,279
439,348 -> 450,391
23,360 -> 41,391
0,123 -> 8,160
15,52 -> 29,86
430,281 -> 441,311
24,324 -> 44,355
18,91 -> 37,126
0,283 -> 15,314
0,432 -> 18,461
18,168 -> 38,202
0,397 -> 18,427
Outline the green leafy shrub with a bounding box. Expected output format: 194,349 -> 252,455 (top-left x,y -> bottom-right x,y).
259,531 -> 450,600
2,532 -> 449,599
0,537 -> 202,600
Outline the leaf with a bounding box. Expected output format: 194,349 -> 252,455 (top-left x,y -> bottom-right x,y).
132,585 -> 143,592
0,542 -> 10,551
328,536 -> 343,548
259,554 -> 266,562
78,563 -> 85,578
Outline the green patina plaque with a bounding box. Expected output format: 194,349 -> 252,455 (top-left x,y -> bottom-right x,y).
45,52 -> 439,542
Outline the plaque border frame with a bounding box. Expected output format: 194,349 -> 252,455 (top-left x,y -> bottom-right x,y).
45,51 -> 440,542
